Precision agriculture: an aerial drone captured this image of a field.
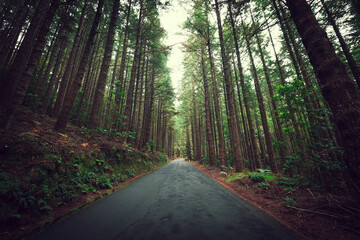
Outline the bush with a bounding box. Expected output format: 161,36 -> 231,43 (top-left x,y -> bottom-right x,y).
250,172 -> 266,182
226,171 -> 250,183
277,176 -> 296,186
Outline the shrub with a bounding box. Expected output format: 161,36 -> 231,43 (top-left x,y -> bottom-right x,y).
250,172 -> 265,182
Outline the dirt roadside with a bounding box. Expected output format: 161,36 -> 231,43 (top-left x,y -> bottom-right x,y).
189,161 -> 360,240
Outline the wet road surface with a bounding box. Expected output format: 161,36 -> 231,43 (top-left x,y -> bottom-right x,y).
32,158 -> 300,240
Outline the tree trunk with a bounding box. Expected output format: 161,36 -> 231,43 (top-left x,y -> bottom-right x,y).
214,0 -> 243,172
41,33 -> 68,113
233,61 -> 252,168
228,2 -> 258,170
243,18 -> 278,173
251,10 -> 289,166
21,0 -> 61,106
0,0 -> 52,129
104,34 -> 122,129
112,0 -> 132,129
0,0 -> 31,72
192,80 -> 202,163
200,46 -> 216,166
140,66 -> 155,148
286,0 -> 360,195
207,38 -> 226,167
122,0 -> 144,135
54,0 -> 104,131
88,0 -> 119,129
52,0 -> 89,117
321,0 -> 360,88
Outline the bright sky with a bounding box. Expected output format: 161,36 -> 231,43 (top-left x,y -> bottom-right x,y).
159,1 -> 189,107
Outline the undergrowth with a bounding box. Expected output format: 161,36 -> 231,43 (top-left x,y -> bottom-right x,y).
0,134 -> 168,229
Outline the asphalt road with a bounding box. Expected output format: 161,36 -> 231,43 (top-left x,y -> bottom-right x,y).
32,158 -> 300,240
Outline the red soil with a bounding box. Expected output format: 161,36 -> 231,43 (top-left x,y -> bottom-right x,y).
189,161 -> 360,240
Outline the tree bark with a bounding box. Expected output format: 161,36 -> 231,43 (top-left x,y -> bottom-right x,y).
321,0 -> 360,89
192,80 -> 202,163
52,0 -> 89,117
0,0 -> 52,129
139,66 -> 155,149
21,0 -> 61,107
122,0 -> 144,135
251,10 -> 289,165
88,0 -> 120,129
243,18 -> 278,173
112,0 -> 132,129
285,0 -> 360,195
228,2 -> 260,170
54,0 -> 104,131
200,46 -> 216,166
207,38 -> 226,167
40,33 -> 68,113
214,0 -> 244,171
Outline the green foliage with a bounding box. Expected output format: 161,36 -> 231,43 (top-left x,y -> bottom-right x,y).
284,187 -> 296,192
126,168 -> 136,178
250,172 -> 266,182
145,140 -> 156,153
257,182 -> 269,190
156,153 -> 168,165
201,155 -> 209,165
0,172 -> 20,198
0,132 -> 168,225
100,178 -> 113,189
23,92 -> 40,109
37,199 -> 52,212
257,169 -> 272,175
282,197 -> 296,207
277,176 -> 296,186
226,170 -> 250,183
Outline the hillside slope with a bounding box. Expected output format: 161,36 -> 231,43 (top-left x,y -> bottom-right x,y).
0,109 -> 169,240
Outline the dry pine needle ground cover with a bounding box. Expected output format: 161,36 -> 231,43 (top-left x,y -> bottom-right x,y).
189,161 -> 360,240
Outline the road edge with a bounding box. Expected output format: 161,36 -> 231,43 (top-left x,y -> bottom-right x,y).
18,160 -> 171,240
187,161 -> 307,240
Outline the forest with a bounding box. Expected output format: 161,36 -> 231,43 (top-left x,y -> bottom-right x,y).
0,0 -> 360,239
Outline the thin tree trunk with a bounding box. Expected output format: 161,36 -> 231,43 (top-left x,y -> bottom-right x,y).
21,0 -> 61,106
52,0 -> 89,117
0,0 -> 52,128
214,0 -> 243,171
233,60 -> 252,168
251,10 -> 288,165
54,0 -> 104,131
104,34 -> 122,129
140,66 -> 155,148
321,0 -> 360,88
207,39 -> 226,167
0,0 -> 31,72
122,0 -> 143,135
41,33 -> 68,113
112,0 -> 132,129
200,46 -> 216,166
88,0 -> 119,129
242,18 -> 278,173
192,80 -> 201,163
228,2 -> 258,170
